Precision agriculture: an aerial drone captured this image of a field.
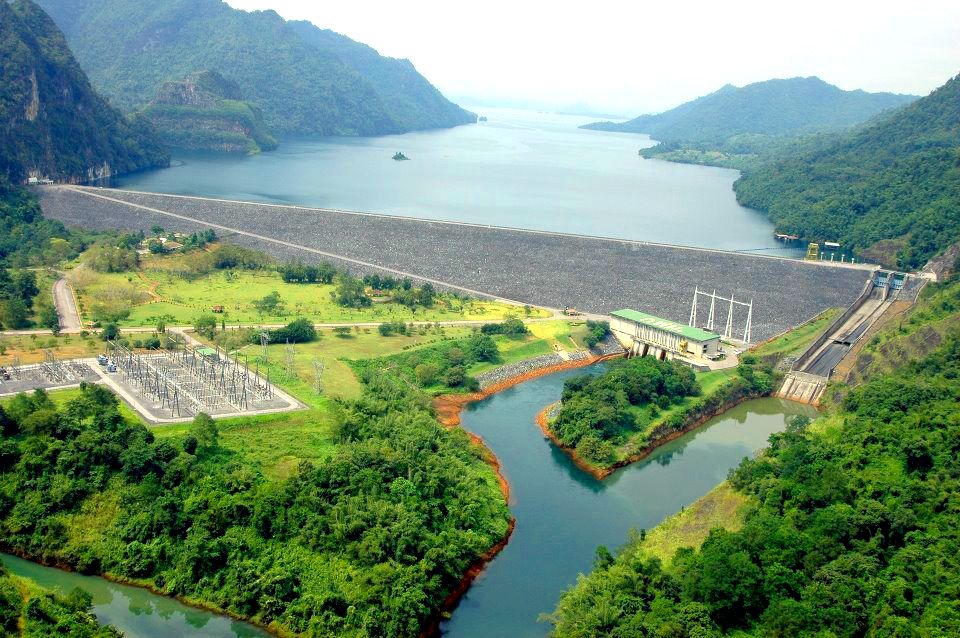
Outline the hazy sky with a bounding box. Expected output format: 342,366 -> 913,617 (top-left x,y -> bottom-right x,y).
227,0 -> 960,115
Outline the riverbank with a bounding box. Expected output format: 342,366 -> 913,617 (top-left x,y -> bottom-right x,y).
434,352 -> 623,428
534,310 -> 843,478
1,546 -> 279,636
428,351 -> 621,633
536,386 -> 766,480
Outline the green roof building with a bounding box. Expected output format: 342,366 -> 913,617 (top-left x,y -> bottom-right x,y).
610,309 -> 721,362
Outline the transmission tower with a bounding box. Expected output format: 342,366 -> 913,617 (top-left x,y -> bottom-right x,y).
260,332 -> 270,361
285,340 -> 295,375
312,359 -> 325,394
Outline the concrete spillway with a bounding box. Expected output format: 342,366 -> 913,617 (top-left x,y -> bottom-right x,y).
37,186 -> 871,342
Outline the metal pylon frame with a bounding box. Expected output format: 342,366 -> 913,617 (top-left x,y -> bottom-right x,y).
689,289 -> 755,344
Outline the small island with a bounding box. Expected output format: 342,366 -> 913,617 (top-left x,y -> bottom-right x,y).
478,115 -> 488,122
392,151 -> 410,161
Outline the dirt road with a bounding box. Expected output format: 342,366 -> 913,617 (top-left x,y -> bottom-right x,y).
52,277 -> 81,333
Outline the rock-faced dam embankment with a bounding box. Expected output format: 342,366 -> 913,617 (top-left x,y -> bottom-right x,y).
38,186 -> 870,342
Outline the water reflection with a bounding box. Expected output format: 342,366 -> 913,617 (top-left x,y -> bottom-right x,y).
0,553 -> 269,638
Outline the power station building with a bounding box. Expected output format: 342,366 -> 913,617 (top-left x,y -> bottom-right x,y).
610,309 -> 721,362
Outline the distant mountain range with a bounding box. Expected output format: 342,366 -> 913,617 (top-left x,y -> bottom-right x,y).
35,0 -> 475,137
583,77 -> 917,142
734,73 -> 960,269
0,0 -> 169,184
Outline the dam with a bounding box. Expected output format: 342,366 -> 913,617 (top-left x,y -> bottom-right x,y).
38,186 -> 871,342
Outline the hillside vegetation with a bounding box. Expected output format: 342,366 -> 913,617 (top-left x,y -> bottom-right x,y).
0,561 -> 119,636
548,277 -> 960,637
140,70 -> 277,154
734,73 -> 960,269
0,376 -> 510,636
584,77 -> 914,142
0,0 -> 168,184
36,0 -> 475,136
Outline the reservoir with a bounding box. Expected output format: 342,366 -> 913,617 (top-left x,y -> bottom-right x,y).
442,365 -> 817,637
113,108 -> 797,256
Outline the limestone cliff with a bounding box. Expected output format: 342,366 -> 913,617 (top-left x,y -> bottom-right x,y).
140,71 -> 278,154
0,0 -> 169,184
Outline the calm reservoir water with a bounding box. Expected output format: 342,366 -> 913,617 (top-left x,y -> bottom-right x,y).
443,365 -> 816,637
114,108 -> 797,255
0,553 -> 269,638
2,366 -> 814,637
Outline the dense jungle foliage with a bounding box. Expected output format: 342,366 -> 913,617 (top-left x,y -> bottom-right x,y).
0,561 -> 119,637
548,280 -> 960,637
351,333 -> 500,393
549,357 -> 700,460
36,0 -> 475,136
734,73 -> 960,269
0,0 -> 168,184
0,181 -> 79,268
582,77 -> 913,143
0,380 -> 508,636
0,379 -> 510,637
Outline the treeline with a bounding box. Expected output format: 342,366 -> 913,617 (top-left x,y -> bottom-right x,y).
550,357 -> 700,464
0,268 -> 49,331
0,378 -> 510,636
352,333 -> 499,392
734,73 -> 960,268
0,180 -> 90,269
548,286 -> 960,636
0,561 -> 119,637
282,262 -> 440,311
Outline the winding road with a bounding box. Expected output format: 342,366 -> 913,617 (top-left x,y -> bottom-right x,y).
52,276 -> 81,333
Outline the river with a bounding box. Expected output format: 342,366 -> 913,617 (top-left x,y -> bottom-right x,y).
2,366 -> 814,637
0,553 -> 269,638
112,108 -> 798,256
442,365 -> 817,637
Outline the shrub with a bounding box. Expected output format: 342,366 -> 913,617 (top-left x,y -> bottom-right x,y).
270,318 -> 317,344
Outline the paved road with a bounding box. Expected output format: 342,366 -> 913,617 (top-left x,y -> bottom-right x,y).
0,313 -> 589,338
52,277 -> 81,333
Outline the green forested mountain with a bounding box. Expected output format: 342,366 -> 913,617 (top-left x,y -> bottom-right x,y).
35,0 -> 476,136
549,278 -> 960,637
288,21 -> 477,132
583,77 -> 915,143
0,0 -> 168,184
141,70 -> 277,154
734,73 -> 960,268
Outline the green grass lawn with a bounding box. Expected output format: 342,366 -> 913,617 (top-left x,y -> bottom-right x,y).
0,332 -> 103,366
752,308 -> 841,358
73,267 -> 547,327
204,325 -> 477,402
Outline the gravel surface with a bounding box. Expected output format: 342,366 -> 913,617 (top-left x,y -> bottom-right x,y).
38,186 -> 871,342
475,354 -> 566,389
